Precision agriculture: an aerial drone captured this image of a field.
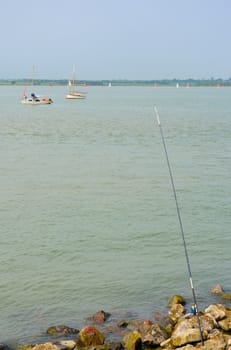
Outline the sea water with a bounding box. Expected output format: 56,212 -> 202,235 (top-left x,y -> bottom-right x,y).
0,85 -> 230,343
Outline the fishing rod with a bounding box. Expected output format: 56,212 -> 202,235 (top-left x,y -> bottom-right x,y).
154,106 -> 204,345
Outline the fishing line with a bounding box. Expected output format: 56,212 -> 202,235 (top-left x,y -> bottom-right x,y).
154,106 -> 204,345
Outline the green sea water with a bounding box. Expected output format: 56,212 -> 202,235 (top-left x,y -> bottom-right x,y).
0,85 -> 230,343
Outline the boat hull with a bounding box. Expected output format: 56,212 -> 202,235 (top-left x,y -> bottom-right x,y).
65,93 -> 85,99
21,98 -> 53,105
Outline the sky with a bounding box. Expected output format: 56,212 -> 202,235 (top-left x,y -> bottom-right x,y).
1,0 -> 231,80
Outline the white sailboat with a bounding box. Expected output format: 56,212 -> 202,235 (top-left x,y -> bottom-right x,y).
65,65 -> 86,100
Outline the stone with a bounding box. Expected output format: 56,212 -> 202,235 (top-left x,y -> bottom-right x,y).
31,343 -> 59,350
52,341 -> 76,350
117,320 -> 129,328
168,303 -> 185,323
0,345 -> 10,350
141,323 -> 168,346
195,329 -> 226,350
46,325 -> 79,335
210,284 -> 231,300
218,309 -> 231,331
122,330 -> 142,350
168,295 -> 186,307
205,304 -> 226,321
172,327 -> 203,347
221,293 -> 231,300
210,284 -> 224,295
106,342 -> 123,350
77,325 -> 105,347
86,310 -> 111,323
171,316 -> 208,347
175,345 -> 195,350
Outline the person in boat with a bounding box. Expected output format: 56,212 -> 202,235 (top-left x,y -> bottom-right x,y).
31,92 -> 37,100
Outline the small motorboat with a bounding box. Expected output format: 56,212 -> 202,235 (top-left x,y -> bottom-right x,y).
21,92 -> 53,105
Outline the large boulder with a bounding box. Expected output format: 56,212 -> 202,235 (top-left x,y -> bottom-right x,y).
76,325 -> 105,347
194,329 -> 226,350
122,330 -> 142,350
172,327 -> 203,347
168,303 -> 185,323
218,309 -> 231,331
141,323 -> 168,347
205,304 -> 226,321
168,295 -> 186,307
171,315 -> 209,347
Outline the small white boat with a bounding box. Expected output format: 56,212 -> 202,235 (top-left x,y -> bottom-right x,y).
65,86 -> 86,100
65,65 -> 86,100
21,92 -> 53,105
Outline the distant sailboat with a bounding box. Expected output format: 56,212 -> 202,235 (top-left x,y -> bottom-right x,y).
176,83 -> 179,88
65,65 -> 86,100
108,82 -> 112,87
21,66 -> 53,105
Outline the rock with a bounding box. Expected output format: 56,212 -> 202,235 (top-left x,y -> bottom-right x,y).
46,325 -> 79,335
122,330 -> 142,350
117,320 -> 129,328
77,325 -> 105,347
31,343 -> 59,350
210,285 -> 231,300
168,303 -> 185,323
171,316 -> 208,347
160,337 -> 174,349
224,333 -> 231,345
141,323 -> 168,347
86,310 -> 111,323
0,345 -> 10,350
172,327 -> 203,347
154,311 -> 173,336
221,293 -> 231,300
104,324 -> 128,338
195,329 -> 226,350
52,341 -> 76,350
205,304 -> 226,321
174,345 -> 195,350
168,295 -> 186,307
17,345 -> 35,350
127,319 -> 152,330
210,284 -> 224,295
106,342 -> 123,350
218,309 -> 231,331
200,313 -> 216,332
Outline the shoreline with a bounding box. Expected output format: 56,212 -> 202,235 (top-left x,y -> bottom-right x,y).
3,289 -> 231,350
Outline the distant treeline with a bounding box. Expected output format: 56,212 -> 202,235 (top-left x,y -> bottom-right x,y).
1,78 -> 231,87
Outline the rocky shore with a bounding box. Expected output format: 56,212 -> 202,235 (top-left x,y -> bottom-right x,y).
2,285 -> 231,350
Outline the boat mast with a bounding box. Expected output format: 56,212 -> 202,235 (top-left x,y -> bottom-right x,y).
72,64 -> 76,92
31,64 -> 35,86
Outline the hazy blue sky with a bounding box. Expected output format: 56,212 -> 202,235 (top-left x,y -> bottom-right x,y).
1,0 -> 230,80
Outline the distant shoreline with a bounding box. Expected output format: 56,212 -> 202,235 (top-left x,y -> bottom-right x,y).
0,79 -> 230,87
